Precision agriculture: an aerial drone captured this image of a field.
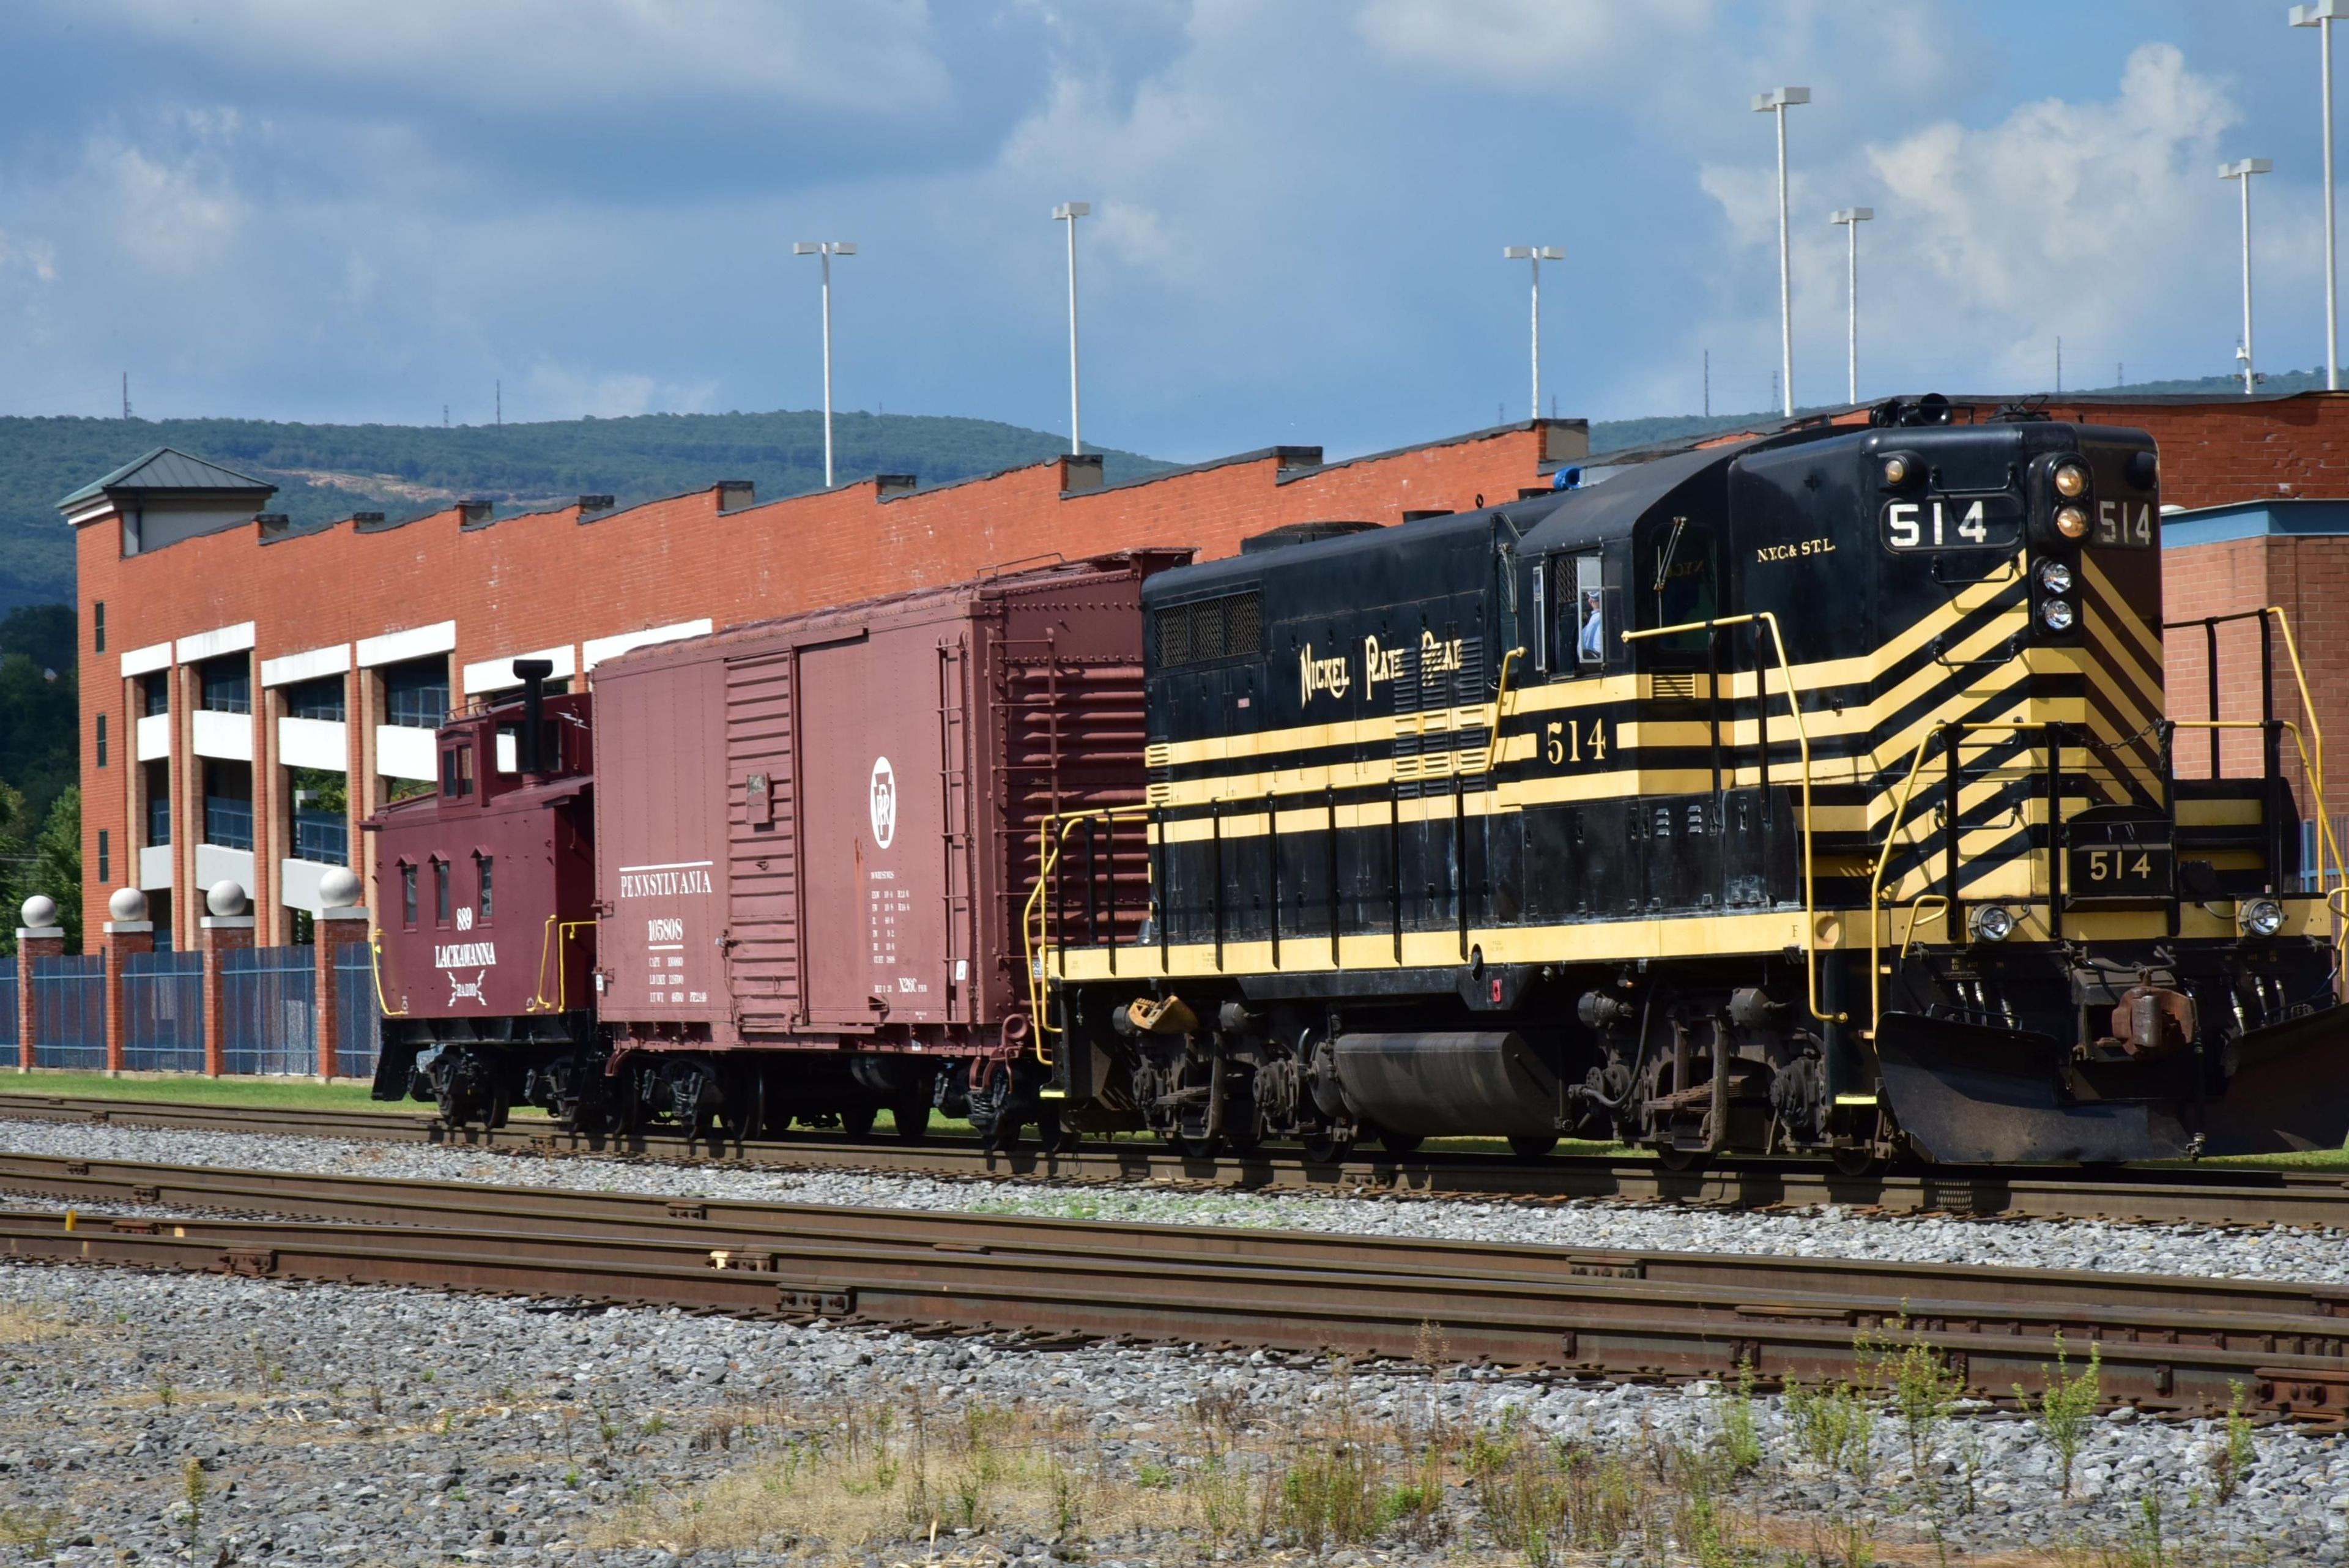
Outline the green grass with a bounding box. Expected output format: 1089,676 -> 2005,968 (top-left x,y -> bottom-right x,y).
2173,1146 -> 2349,1172
1,1069 -> 417,1113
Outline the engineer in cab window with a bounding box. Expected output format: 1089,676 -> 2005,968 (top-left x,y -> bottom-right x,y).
1578,589 -> 1605,664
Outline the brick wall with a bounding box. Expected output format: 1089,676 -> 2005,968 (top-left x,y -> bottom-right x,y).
73,425 -> 1568,937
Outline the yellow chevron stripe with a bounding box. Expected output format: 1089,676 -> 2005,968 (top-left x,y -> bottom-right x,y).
2079,554 -> 2167,672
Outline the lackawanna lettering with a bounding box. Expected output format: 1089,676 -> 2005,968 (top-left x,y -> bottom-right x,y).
618,868 -> 715,899
435,942 -> 497,968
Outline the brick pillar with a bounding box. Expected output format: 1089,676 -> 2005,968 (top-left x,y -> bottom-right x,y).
101,920 -> 155,1076
200,913 -> 256,1079
14,926 -> 64,1072
313,904 -> 368,1082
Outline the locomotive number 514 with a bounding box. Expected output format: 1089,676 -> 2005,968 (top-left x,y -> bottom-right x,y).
1882,494 -> 2024,552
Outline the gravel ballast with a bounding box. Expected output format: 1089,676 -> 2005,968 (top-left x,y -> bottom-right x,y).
4,1115 -> 2348,1284
5,1259 -> 2346,1566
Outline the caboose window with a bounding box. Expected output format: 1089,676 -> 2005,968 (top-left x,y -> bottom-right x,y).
477,854 -> 494,921
401,863 -> 418,928
434,858 -> 451,926
440,743 -> 473,798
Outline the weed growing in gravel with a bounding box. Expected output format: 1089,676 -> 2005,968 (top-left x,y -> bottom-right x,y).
2208,1381 -> 2258,1505
1714,1361 -> 1764,1476
177,1454 -> 207,1562
1784,1372 -> 1876,1481
2018,1332 -> 2104,1498
0,1507 -> 64,1555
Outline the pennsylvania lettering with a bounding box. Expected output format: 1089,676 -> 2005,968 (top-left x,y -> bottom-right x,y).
434,942 -> 497,968
619,868 -> 714,899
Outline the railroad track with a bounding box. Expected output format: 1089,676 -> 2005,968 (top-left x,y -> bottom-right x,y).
6,1090 -> 2349,1227
2,1151 -> 2347,1425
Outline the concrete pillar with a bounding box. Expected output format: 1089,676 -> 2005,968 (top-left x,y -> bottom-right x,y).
101,890 -> 156,1076
199,882 -> 256,1079
15,897 -> 65,1073
314,885 -> 368,1082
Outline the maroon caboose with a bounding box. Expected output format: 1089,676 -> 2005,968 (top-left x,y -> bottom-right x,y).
367,661 -> 600,1124
589,553 -> 1178,1144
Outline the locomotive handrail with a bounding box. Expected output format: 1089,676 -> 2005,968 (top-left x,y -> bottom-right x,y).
1865,721 -> 2025,1036
1620,610 -> 1840,1026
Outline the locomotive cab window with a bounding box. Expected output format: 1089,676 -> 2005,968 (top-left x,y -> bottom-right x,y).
1542,554 -> 1607,673
1638,517 -> 1717,658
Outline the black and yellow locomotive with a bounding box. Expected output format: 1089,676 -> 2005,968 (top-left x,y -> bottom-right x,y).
1034,401 -> 2349,1167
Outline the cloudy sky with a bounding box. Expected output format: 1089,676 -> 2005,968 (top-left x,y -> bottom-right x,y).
0,1 -> 2336,460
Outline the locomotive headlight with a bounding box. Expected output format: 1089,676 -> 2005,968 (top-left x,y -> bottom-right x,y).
2054,505 -> 2090,538
1968,904 -> 2017,943
2052,461 -> 2090,499
2036,560 -> 2074,594
2039,598 -> 2076,632
1882,455 -> 1910,486
2240,897 -> 2287,938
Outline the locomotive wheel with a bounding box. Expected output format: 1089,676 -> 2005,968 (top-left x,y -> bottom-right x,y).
1036,1104 -> 1077,1154
1178,1132 -> 1222,1160
1655,1145 -> 1710,1174
1299,1131 -> 1353,1164
839,1104 -> 878,1140
1508,1135 -> 1559,1159
1830,1145 -> 1885,1178
1378,1129 -> 1424,1157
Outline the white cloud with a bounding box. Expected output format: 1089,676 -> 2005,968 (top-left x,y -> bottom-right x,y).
91,139 -> 249,273
51,0 -> 949,116
521,362 -> 718,421
1354,0 -> 1710,87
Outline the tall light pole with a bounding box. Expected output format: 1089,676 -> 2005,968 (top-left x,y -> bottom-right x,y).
1829,207 -> 1872,405
2294,2 -> 2342,388
792,240 -> 857,486
1052,203 -> 1091,455
1753,86 -> 1811,417
1502,246 -> 1564,420
2222,160 -> 2274,395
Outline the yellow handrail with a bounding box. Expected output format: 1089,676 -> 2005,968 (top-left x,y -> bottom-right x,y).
1020,648 -> 1531,1039
1622,611 -> 1839,1025
366,929 -> 409,1017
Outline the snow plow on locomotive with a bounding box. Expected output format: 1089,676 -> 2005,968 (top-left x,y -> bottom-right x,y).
1034,403 -> 2349,1167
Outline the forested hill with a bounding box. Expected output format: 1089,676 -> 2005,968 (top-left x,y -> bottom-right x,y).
0,410 -> 1170,614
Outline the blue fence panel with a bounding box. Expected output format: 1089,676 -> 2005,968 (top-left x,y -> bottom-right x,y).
334,941 -> 380,1081
122,949 -> 206,1073
222,945 -> 316,1076
0,969 -> 17,1053
31,954 -> 106,1070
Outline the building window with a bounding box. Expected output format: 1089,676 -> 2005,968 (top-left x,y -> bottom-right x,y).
282,675 -> 347,722
433,858 -> 451,926
145,761 -> 171,846
477,854 -> 494,921
383,657 -> 450,729
93,601 -> 105,653
95,712 -> 108,768
202,760 -> 254,850
97,830 -> 110,885
200,653 -> 251,715
140,669 -> 170,716
440,743 -> 473,798
290,768 -> 349,866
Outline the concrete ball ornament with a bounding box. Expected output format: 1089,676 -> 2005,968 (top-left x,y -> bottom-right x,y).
108,887 -> 149,923
317,867 -> 363,909
206,880 -> 250,918
18,894 -> 58,930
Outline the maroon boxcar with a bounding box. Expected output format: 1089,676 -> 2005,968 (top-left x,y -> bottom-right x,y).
367,664 -> 600,1124
590,552 -> 1179,1142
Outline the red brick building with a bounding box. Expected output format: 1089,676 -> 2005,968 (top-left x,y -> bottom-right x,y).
60,392 -> 2349,946
64,422 -> 1587,945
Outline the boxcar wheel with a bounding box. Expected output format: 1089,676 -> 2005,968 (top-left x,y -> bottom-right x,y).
1655,1145 -> 1710,1174
1508,1135 -> 1558,1159
840,1104 -> 878,1140
891,1097 -> 932,1143
1831,1145 -> 1885,1178
1378,1129 -> 1424,1157
1299,1132 -> 1353,1164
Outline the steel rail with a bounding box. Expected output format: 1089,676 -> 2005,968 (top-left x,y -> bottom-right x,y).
2,1157 -> 2345,1422
4,1091 -> 2348,1227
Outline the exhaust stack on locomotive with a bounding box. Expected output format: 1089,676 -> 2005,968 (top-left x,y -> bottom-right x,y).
1039,403 -> 2349,1167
